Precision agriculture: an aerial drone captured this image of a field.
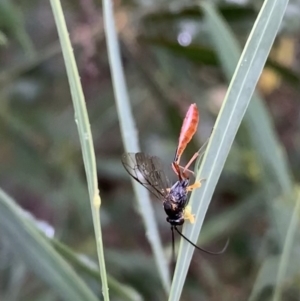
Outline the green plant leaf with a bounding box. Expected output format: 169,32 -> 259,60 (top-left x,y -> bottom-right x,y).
50,0 -> 109,299
0,188 -> 99,301
168,1 -> 290,300
102,0 -> 171,293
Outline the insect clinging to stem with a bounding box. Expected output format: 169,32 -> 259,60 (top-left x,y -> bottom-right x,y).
121,103 -> 228,265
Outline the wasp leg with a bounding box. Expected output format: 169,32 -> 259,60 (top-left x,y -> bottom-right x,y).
172,164 -> 178,175
177,165 -> 195,178
172,162 -> 184,181
176,156 -> 200,178
184,205 -> 195,224
183,152 -> 199,174
187,180 -> 203,192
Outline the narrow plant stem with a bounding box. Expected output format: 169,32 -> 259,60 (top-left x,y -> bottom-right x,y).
102,0 -> 171,293
273,190 -> 300,301
50,1 -> 109,300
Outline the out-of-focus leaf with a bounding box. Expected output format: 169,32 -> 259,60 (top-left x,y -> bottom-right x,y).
52,240 -> 143,301
140,38 -> 300,90
0,31 -> 7,45
267,58 -> 300,88
139,37 -> 218,65
0,0 -> 35,57
142,4 -> 256,23
0,188 -> 99,301
248,254 -> 300,301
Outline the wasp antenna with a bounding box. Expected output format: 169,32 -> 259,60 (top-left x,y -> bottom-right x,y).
174,226 -> 229,255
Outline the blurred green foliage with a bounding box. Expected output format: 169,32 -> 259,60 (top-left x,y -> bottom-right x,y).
1,0 -> 300,301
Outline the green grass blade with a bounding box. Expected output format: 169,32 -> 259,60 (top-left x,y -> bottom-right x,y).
247,192 -> 300,301
0,189 -> 99,301
272,189 -> 300,301
202,0 -> 293,195
52,240 -> 143,301
102,0 -> 170,292
1,186 -> 142,301
50,1 -> 109,300
168,1 -> 289,300
0,0 -> 35,58
248,252 -> 299,301
203,10 -> 298,301
203,6 -> 297,300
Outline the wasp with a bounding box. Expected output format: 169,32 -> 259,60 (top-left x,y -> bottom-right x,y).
122,104 -> 227,261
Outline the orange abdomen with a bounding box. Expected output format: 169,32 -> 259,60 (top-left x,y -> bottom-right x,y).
174,103 -> 199,162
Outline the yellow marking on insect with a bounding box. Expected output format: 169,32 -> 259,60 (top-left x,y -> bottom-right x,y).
187,180 -> 202,192
184,205 -> 195,224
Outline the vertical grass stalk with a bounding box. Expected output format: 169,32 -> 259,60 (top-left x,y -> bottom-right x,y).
102,0 -> 171,293
50,0 -> 109,300
168,0 -> 289,300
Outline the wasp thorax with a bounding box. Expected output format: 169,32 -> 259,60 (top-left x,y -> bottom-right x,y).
169,179 -> 189,206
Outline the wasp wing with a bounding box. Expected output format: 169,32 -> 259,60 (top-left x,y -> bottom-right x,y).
121,152 -> 170,201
